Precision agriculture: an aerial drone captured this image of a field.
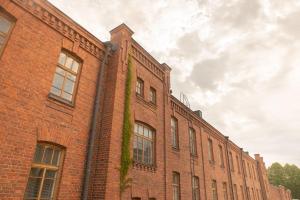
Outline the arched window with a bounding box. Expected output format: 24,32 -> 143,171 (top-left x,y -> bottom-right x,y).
24,143 -> 64,200
133,122 -> 154,165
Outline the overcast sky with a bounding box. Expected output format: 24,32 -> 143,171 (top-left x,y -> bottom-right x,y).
49,0 -> 300,167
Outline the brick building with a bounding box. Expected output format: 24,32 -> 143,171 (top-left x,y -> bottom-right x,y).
0,0 -> 292,200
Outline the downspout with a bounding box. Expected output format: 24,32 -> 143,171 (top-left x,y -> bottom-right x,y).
163,76 -> 167,200
82,41 -> 117,200
225,136 -> 234,200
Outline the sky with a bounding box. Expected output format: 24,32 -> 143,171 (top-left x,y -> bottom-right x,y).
49,0 -> 300,167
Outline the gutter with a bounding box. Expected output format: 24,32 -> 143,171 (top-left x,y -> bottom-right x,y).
82,41 -> 117,200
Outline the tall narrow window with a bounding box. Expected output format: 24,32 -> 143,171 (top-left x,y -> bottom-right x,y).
234,184 -> 238,200
256,189 -> 260,200
246,187 -> 250,200
212,180 -> 218,200
252,188 -> 255,200
252,165 -> 256,180
136,78 -> 144,96
149,87 -> 156,104
171,117 -> 179,149
24,143 -> 64,200
240,185 -> 245,200
50,51 -> 81,104
248,163 -> 252,178
229,152 -> 234,172
0,10 -> 14,57
243,160 -> 247,177
173,172 -> 181,200
222,182 -> 228,200
192,176 -> 200,200
236,155 -> 241,174
218,145 -> 225,167
208,139 -> 214,163
133,123 -> 154,165
189,128 -> 197,156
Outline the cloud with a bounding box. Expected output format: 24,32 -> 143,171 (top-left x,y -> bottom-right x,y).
48,0 -> 300,167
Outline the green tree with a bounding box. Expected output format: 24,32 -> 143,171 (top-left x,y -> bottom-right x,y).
268,162 -> 300,199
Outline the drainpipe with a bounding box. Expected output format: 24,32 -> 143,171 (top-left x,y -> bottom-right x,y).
225,136 -> 234,200
82,41 -> 117,200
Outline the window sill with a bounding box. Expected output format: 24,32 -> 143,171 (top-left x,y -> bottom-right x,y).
133,161 -> 156,172
136,94 -> 157,110
48,93 -> 75,108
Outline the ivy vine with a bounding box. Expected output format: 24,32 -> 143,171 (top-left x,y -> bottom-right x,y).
120,56 -> 133,196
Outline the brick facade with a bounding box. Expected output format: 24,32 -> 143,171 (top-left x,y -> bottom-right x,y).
0,0 -> 292,200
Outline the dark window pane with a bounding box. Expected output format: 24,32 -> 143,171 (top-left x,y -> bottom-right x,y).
43,148 -> 53,164
30,168 -> 44,177
45,170 -> 56,179
52,149 -> 60,166
24,177 -> 42,198
40,178 -> 55,199
137,137 -> 143,162
0,16 -> 11,34
34,144 -> 44,163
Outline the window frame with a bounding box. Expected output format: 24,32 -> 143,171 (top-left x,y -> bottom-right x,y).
24,143 -> 65,200
208,138 -> 215,164
218,145 -> 225,168
0,7 -> 16,58
212,179 -> 218,200
136,77 -> 144,97
189,128 -> 197,156
149,87 -> 156,105
236,155 -> 241,174
223,182 -> 228,200
48,50 -> 82,106
172,172 -> 181,200
192,176 -> 200,200
229,151 -> 235,172
133,122 -> 155,166
171,117 -> 179,150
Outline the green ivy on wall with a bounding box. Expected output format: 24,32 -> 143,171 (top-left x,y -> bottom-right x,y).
120,56 -> 133,196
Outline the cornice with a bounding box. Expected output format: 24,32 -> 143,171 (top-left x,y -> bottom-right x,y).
12,0 -> 106,60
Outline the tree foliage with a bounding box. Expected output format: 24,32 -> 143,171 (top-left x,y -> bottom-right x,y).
120,56 -> 133,196
268,162 -> 300,198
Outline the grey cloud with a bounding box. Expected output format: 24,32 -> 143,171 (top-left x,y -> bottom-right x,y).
189,54 -> 229,90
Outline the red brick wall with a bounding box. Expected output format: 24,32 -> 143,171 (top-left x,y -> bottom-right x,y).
0,0 -> 105,199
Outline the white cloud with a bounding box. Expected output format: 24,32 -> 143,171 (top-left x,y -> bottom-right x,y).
49,0 -> 300,167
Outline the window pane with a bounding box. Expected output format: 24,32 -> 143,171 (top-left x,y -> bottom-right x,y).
133,136 -> 138,161
0,36 -> 4,45
64,79 -> 75,94
52,73 -> 64,89
41,178 -> 55,199
137,137 -> 143,162
0,16 -> 11,34
72,61 -> 79,73
24,177 -> 42,198
33,144 -> 44,163
51,87 -> 61,96
45,170 -> 57,179
66,73 -> 76,81
43,147 -> 53,164
30,168 -> 44,177
52,149 -> 60,166
62,92 -> 72,101
65,56 -> 73,69
56,67 -> 66,76
58,52 -> 66,66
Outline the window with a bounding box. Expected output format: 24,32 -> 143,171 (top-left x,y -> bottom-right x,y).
208,139 -> 214,163
236,155 -> 241,174
212,180 -> 218,200
192,176 -> 200,200
149,87 -> 156,104
252,188 -> 255,200
171,117 -> 179,149
240,185 -> 245,200
24,143 -> 64,200
248,163 -> 252,178
234,184 -> 238,200
133,123 -> 154,165
243,160 -> 247,177
229,152 -> 234,172
218,145 -> 225,167
50,51 -> 81,104
246,187 -> 250,200
222,182 -> 228,200
0,9 -> 14,57
256,189 -> 260,200
252,165 -> 256,180
189,128 -> 197,156
173,172 -> 181,200
136,77 -> 144,96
